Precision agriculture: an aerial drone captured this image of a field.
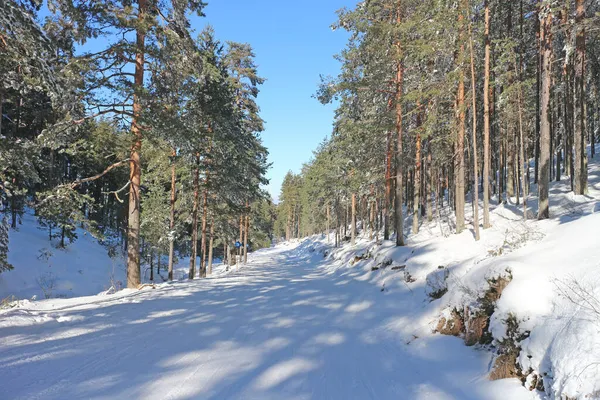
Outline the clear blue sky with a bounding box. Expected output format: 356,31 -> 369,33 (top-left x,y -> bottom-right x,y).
194,1 -> 356,201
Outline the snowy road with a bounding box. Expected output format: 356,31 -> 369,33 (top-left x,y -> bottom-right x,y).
0,242 -> 535,400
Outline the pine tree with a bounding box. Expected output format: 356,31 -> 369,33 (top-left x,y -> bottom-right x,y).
48,0 -> 205,287
0,216 -> 13,273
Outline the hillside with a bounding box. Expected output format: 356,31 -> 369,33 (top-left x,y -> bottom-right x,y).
0,213 -> 226,301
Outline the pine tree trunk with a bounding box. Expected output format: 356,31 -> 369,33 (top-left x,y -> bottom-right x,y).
413,122 -> 421,235
394,1 -> 404,246
483,0 -> 492,229
168,149 -> 176,281
0,90 -> 3,141
491,60 -> 498,198
590,100 -> 595,158
239,214 -> 244,258
469,16 -> 481,240
375,196 -> 380,242
126,0 -> 147,288
564,72 -> 572,179
370,197 -> 375,239
550,103 -> 554,181
286,211 -> 290,241
535,8 -> 541,185
326,205 -> 330,243
406,170 -> 410,209
361,196 -> 366,237
583,99 -> 589,182
351,193 -> 356,245
506,4 -> 515,203
507,129 -> 515,200
574,0 -> 587,195
200,185 -> 208,278
515,59 -> 528,220
556,92 -> 562,182
538,4 -> 553,220
426,142 -> 433,222
563,5 -> 574,190
207,218 -> 214,276
188,154 -> 200,279
344,203 -> 348,238
150,250 -> 154,282
243,207 -> 249,264
384,127 -> 392,240
455,18 -> 466,233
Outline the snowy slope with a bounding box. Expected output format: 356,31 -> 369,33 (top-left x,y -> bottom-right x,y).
0,212 -> 126,300
0,211 -> 227,301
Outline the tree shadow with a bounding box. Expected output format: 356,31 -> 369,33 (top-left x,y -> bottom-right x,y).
0,241 -> 502,400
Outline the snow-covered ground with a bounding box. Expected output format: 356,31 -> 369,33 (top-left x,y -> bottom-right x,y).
0,152 -> 599,399
0,241 -> 537,400
0,212 -> 222,300
0,212 -> 126,300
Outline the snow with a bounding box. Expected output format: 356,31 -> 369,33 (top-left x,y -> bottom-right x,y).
0,212 -> 225,301
0,242 -> 538,400
0,152 -> 599,399
0,212 -> 126,300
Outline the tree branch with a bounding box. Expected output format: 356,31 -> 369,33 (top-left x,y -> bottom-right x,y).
102,180 -> 131,203
67,159 -> 130,189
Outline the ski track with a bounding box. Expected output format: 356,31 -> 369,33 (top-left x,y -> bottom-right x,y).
0,244 -> 535,400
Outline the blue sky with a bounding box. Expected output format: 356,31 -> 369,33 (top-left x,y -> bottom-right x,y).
194,1 -> 356,201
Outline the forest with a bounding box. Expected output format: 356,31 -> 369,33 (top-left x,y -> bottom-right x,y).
0,0 -> 275,288
276,0 -> 600,249
2,1 -> 600,399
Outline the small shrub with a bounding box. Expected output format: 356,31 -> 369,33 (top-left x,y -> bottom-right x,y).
1,295 -> 18,309
36,272 -> 57,299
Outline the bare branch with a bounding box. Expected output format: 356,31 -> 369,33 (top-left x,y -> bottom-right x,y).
102,180 -> 131,203
67,159 -> 130,189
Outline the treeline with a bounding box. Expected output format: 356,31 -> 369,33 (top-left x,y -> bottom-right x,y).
276,0 -> 600,246
0,1 -> 274,284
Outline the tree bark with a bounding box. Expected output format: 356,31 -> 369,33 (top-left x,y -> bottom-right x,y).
168,149 -> 176,281
351,193 -> 356,245
468,15 -> 481,240
538,3 -> 553,220
394,1 -> 405,246
199,185 -> 208,277
384,110 -> 393,240
239,214 -> 244,260
455,13 -> 466,233
574,0 -> 587,195
326,204 -> 330,243
413,115 -> 422,235
126,0 -> 147,288
149,250 -> 154,282
426,142 -> 433,222
483,0 -> 492,229
188,154 -> 200,279
243,208 -> 249,264
207,217 -> 214,276
516,59 -> 528,220
0,90 -> 3,140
